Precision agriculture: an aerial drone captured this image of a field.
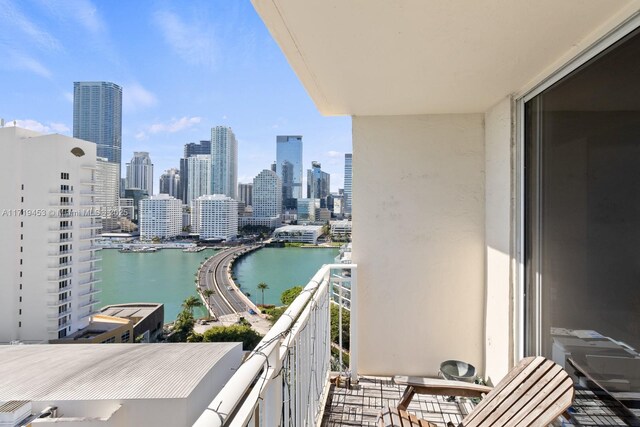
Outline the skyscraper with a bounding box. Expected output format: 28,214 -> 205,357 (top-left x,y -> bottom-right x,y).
187,155 -> 211,204
126,152 -> 154,195
276,135 -> 303,208
191,195 -> 238,241
159,168 -> 180,199
0,127 -> 101,342
307,161 -> 330,202
211,126 -> 237,199
344,153 -> 352,215
252,169 -> 282,218
179,140 -> 211,204
73,82 -> 122,166
238,183 -> 253,207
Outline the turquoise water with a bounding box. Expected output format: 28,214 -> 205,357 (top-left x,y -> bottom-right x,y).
98,246 -> 339,323
233,247 -> 339,306
98,248 -> 216,322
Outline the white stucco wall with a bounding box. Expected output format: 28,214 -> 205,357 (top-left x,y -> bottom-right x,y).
352,114 -> 485,376
483,97 -> 514,384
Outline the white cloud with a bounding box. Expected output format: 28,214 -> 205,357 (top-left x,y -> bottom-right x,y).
0,0 -> 62,51
123,82 -> 158,112
150,116 -> 201,134
67,0 -> 106,34
7,119 -> 70,134
153,10 -> 217,68
63,92 -> 74,103
7,50 -> 52,78
327,150 -> 343,158
138,116 -> 202,138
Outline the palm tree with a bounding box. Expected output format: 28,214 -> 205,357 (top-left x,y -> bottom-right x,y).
257,282 -> 269,306
182,295 -> 203,315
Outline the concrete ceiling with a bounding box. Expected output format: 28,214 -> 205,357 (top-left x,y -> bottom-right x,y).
252,0 -> 639,116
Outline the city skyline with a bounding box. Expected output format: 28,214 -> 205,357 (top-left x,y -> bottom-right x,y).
0,1 -> 351,191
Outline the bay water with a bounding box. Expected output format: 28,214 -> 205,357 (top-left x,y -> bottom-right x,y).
98,247 -> 339,323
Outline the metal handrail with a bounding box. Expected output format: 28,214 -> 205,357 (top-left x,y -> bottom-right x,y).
193,263 -> 357,427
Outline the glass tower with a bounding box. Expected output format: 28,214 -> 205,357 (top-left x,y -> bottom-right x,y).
276,135 -> 303,208
211,126 -> 238,199
73,82 -> 123,166
344,153 -> 352,214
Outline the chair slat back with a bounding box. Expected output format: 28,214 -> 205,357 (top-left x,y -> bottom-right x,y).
463,357 -> 574,427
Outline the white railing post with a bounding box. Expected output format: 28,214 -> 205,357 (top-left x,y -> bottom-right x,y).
349,265 -> 358,384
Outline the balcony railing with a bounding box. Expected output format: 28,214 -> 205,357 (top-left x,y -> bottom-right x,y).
194,263 -> 357,427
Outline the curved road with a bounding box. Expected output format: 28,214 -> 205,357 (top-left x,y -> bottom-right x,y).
198,245 -> 262,319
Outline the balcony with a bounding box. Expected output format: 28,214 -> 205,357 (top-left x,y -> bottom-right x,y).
78,287 -> 101,297
47,296 -> 71,307
48,273 -> 72,281
47,318 -> 70,332
78,298 -> 100,309
78,256 -> 100,263
78,266 -> 101,275
47,250 -> 73,257
194,264 -> 357,426
78,277 -> 100,287
47,310 -> 70,319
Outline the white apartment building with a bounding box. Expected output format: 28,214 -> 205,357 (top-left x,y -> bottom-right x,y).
330,219 -> 352,237
273,225 -> 323,244
0,127 -> 101,343
252,169 -> 282,218
96,157 -> 120,232
191,195 -> 238,241
139,194 -> 182,240
211,126 -> 238,199
187,154 -> 211,205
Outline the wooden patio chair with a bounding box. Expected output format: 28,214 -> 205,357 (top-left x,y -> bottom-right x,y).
380,356 -> 574,427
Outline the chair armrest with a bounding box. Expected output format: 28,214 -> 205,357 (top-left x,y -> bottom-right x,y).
394,375 -> 493,398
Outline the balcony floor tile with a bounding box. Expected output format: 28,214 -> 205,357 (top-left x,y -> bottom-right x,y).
321,376 -> 638,427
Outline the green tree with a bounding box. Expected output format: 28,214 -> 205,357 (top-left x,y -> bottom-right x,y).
169,309 -> 195,342
202,325 -> 263,351
257,282 -> 269,306
182,295 -> 203,315
331,304 -> 350,350
280,286 -> 303,305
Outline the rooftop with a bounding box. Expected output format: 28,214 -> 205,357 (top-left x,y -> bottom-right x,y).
100,303 -> 163,322
0,343 -> 241,400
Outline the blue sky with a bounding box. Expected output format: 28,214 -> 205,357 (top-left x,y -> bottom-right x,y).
0,0 -> 351,192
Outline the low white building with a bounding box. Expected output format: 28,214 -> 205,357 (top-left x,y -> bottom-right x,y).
238,216 -> 281,229
191,195 -> 238,241
0,343 -> 242,427
139,195 -> 182,240
273,225 -> 324,244
330,219 -> 352,238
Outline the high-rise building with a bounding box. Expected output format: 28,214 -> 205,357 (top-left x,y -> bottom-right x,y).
276,135 -> 303,207
187,155 -> 211,204
297,198 -> 320,222
211,126 -> 237,199
96,157 -> 120,232
180,140 -> 211,204
139,195 -> 182,240
307,161 -> 330,203
0,127 -> 101,342
344,153 -> 352,215
238,183 -> 253,207
126,152 -> 154,196
123,188 -> 149,223
191,195 -> 238,241
73,82 -> 123,165
159,168 -> 180,199
252,169 -> 282,218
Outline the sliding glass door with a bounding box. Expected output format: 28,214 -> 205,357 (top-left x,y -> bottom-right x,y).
525,26 -> 640,410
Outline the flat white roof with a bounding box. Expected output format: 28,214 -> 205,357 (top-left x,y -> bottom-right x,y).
275,225 -> 323,232
0,343 -> 240,400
